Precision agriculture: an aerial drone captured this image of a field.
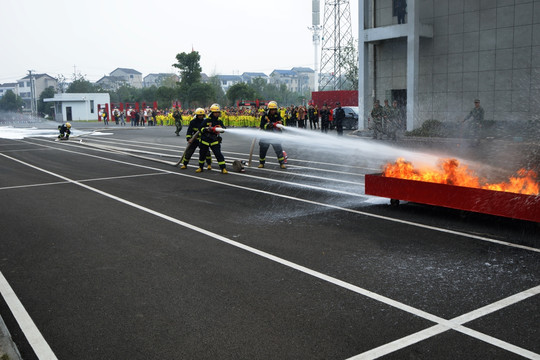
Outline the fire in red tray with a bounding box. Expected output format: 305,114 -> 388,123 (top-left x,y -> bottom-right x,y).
382,158 -> 539,196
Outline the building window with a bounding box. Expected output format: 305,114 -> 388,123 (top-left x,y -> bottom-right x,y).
90,100 -> 94,113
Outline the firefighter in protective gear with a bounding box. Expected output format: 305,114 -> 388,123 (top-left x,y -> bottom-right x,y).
173,107 -> 183,136
180,108 -> 212,170
58,122 -> 71,140
196,104 -> 228,174
258,101 -> 286,169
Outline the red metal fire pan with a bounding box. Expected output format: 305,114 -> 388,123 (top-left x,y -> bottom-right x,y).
365,173 -> 540,223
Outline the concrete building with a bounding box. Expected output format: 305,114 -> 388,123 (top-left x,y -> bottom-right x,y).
109,68 -> 143,88
241,72 -> 269,84
44,93 -> 110,122
217,75 -> 243,92
17,74 -> 57,111
143,73 -> 179,88
270,68 -> 315,93
95,76 -> 126,91
291,67 -> 316,93
358,0 -> 540,130
0,83 -> 18,98
270,70 -> 299,92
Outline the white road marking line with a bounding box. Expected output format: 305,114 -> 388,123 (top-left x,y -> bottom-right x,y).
0,271 -> 58,360
348,285 -> 540,359
24,138 -> 540,254
3,152 -> 539,360
0,173 -> 166,191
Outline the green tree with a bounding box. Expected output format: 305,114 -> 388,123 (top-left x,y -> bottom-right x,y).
156,86 -> 176,108
114,85 -> 137,103
208,75 -> 227,105
141,86 -> 158,103
38,86 -> 56,117
340,39 -> 358,90
189,82 -> 215,107
226,83 -> 258,105
67,78 -> 98,93
173,51 -> 202,88
0,90 -> 24,112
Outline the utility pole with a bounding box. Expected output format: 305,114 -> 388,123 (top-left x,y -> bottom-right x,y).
28,70 -> 37,117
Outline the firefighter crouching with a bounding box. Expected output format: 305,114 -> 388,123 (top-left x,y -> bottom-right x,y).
197,104 -> 228,174
58,122 -> 71,140
180,108 -> 212,170
258,101 -> 286,169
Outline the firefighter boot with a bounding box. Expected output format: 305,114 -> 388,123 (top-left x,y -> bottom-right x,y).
258,164 -> 264,168
195,168 -> 203,173
221,169 -> 228,174
180,165 -> 187,170
280,164 -> 287,169
207,165 -> 212,170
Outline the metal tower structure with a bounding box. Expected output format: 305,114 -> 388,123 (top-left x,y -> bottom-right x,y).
319,0 -> 354,90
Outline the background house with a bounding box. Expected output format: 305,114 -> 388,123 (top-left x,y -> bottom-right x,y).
0,83 -> 18,99
241,72 -> 269,84
95,76 -> 126,91
217,75 -> 243,92
109,68 -> 143,89
17,74 -> 57,111
270,70 -> 300,92
143,73 -> 179,87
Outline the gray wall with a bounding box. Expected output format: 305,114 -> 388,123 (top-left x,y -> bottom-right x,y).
369,0 -> 540,124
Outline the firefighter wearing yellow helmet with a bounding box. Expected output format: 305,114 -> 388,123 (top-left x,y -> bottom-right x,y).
258,101 -> 286,169
57,122 -> 71,140
197,104 -> 228,174
179,108 -> 212,170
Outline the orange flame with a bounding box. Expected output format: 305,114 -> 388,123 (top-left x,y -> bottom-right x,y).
382,158 -> 539,195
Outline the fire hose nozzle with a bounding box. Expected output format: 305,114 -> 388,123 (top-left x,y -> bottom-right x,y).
206,126 -> 225,133
275,124 -> 285,129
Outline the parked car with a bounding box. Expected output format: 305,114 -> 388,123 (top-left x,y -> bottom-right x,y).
332,106 -> 359,130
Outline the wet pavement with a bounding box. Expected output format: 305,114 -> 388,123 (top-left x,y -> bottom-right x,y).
0,123 -> 538,359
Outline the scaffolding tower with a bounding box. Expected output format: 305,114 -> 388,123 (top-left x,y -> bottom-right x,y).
319,0 -> 354,91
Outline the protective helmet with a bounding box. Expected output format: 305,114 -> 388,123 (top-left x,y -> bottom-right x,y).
195,108 -> 205,115
268,101 -> 278,110
66,122 -> 71,128
210,104 -> 220,112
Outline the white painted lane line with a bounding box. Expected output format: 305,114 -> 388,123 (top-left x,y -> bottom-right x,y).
4,153 -> 539,360
348,285 -> 540,359
0,173 -> 166,191
0,271 -> 58,360
348,324 -> 448,359
452,284 -> 540,324
0,181 -> 70,191
24,138 -> 540,254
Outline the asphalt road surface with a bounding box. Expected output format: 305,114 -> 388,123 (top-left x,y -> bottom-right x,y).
0,123 -> 539,360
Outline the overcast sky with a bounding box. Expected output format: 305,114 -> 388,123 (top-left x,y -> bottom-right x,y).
1,0 -> 359,84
